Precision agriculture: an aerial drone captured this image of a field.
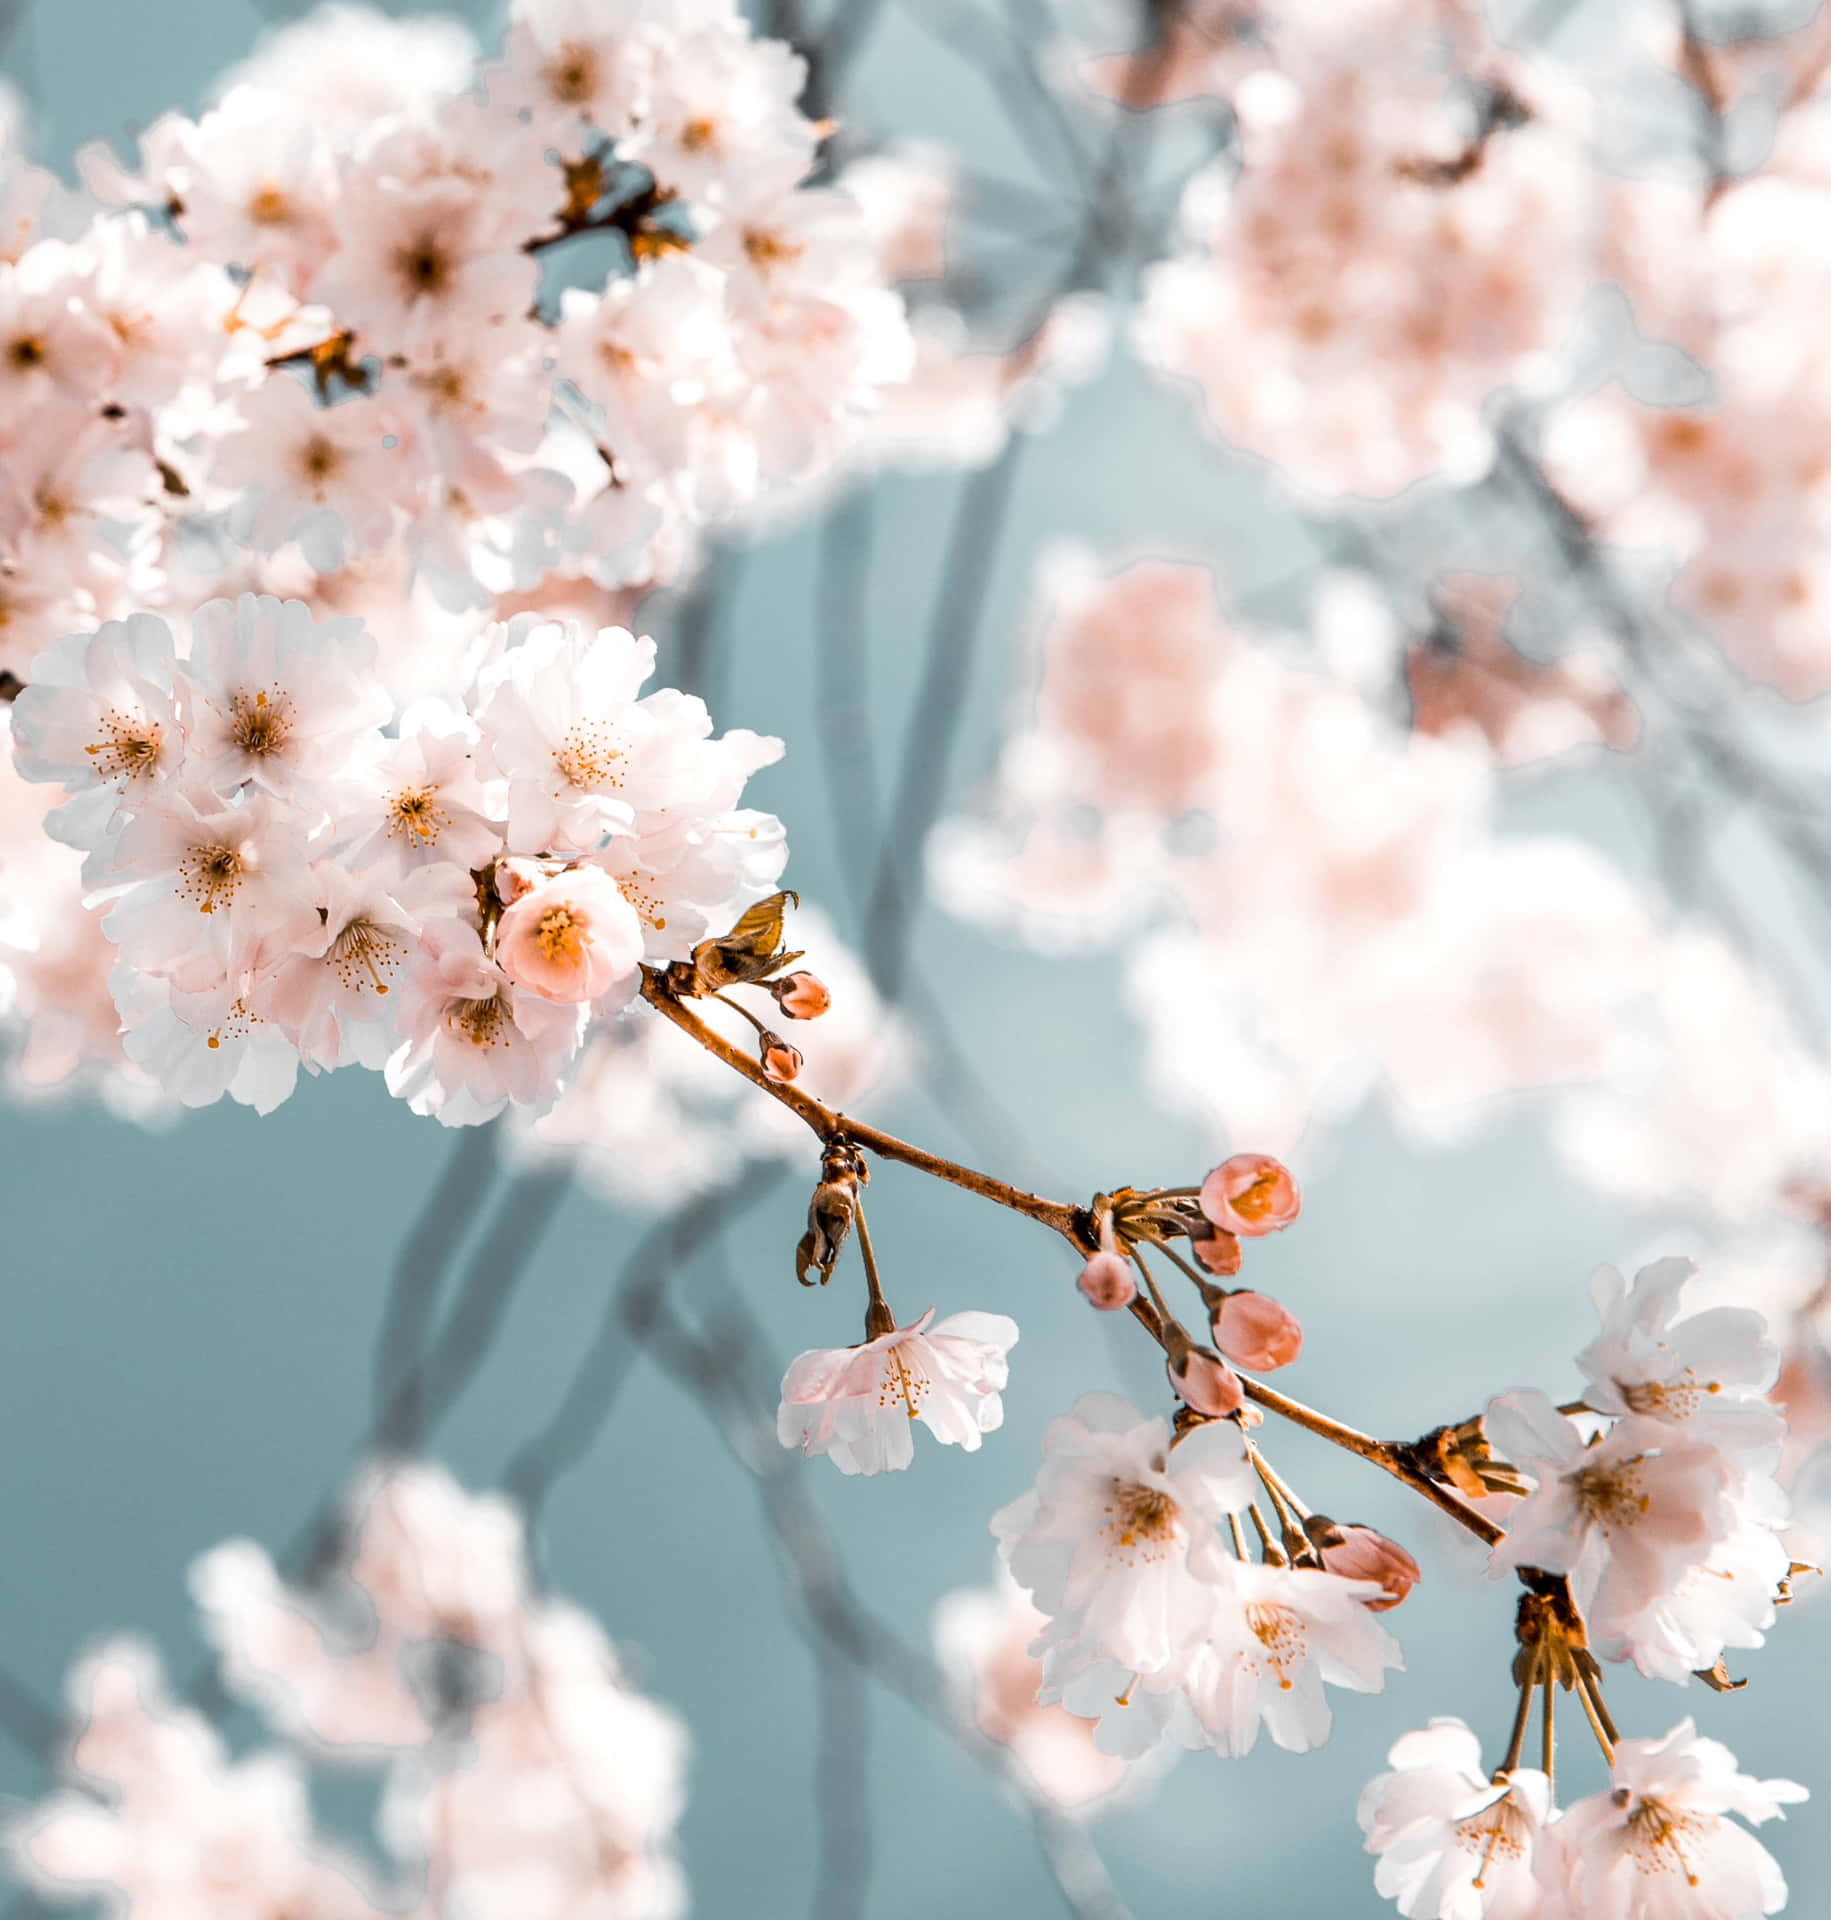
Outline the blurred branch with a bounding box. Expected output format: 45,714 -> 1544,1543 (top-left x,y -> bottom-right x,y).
378,1164 -> 575,1454
499,1160 -> 791,1518
371,1119 -> 501,1436
817,485 -> 884,913
0,1663 -> 61,1767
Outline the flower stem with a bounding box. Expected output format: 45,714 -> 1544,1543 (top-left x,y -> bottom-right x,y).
712,990 -> 772,1039
1498,1642 -> 1541,1776
1573,1668 -> 1616,1762
1541,1669 -> 1555,1788
854,1200 -> 896,1342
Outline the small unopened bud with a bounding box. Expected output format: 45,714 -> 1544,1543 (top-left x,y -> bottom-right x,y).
1164,1327 -> 1243,1418
1199,1153 -> 1301,1237
1077,1251 -> 1137,1311
761,1032 -> 803,1082
773,971 -> 830,1020
1211,1289 -> 1304,1372
1190,1225 -> 1242,1276
494,855 -> 545,904
1307,1518 -> 1420,1611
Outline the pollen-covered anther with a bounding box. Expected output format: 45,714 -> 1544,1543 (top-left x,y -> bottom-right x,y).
228,686 -> 294,758
1623,1798 -> 1704,1886
84,708 -> 162,780
386,785 -> 448,846
178,842 -> 245,915
552,721 -> 623,790
1245,1601 -> 1307,1691
329,918 -> 402,995
446,991 -> 510,1049
1103,1479 -> 1182,1560
1621,1372 -> 1718,1420
1572,1455 -> 1654,1527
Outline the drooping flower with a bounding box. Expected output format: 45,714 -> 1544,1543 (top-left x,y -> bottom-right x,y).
1358,1718 -> 1554,1920
1549,1720 -> 1805,1920
993,1393 -> 1253,1686
1177,1558 -> 1403,1757
1486,1390 -> 1732,1639
776,1308 -> 1019,1476
1575,1257 -> 1785,1455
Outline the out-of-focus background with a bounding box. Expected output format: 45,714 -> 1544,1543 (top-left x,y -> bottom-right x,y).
2,0 -> 1830,1914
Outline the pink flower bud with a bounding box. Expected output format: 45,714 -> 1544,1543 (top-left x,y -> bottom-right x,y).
1077,1251 -> 1137,1311
774,971 -> 831,1020
1191,1225 -> 1242,1276
1315,1524 -> 1420,1611
762,1033 -> 803,1082
1212,1290 -> 1304,1371
1166,1340 -> 1243,1418
494,855 -> 545,904
1199,1153 -> 1301,1237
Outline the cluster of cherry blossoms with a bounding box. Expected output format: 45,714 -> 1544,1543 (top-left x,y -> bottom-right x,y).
1133,0 -> 1598,497
9,597 -> 793,1122
15,1462 -> 688,1920
0,0 -> 930,1116
934,554 -> 1831,1228
1540,43 -> 1831,700
0,0 -> 911,656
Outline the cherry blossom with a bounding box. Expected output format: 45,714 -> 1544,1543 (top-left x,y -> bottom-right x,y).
494,864 -> 646,1007
933,1572 -> 1135,1812
1487,1389 -> 1733,1647
1550,1721 -> 1805,1920
1358,1718 -> 1555,1920
777,1307 -> 1020,1475
1575,1258 -> 1786,1455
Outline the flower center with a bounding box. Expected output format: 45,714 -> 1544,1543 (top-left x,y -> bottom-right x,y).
1455,1801 -> 1527,1890
387,786 -> 446,845
247,183 -> 292,226
1245,1601 -> 1307,1690
1620,1372 -> 1719,1421
7,334 -> 45,369
681,116 -> 720,152
298,435 -> 343,487
394,235 -> 453,298
535,905 -> 584,961
179,842 -> 245,915
328,916 -> 399,995
229,687 -> 293,759
1623,1797 -> 1704,1887
1103,1480 -> 1181,1561
553,721 -> 622,791
447,991 -> 510,1048
546,43 -> 598,103
84,709 -> 162,781
877,1346 -> 928,1419
1232,1174 -> 1283,1224
742,227 -> 802,271
1570,1455 -> 1652,1530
